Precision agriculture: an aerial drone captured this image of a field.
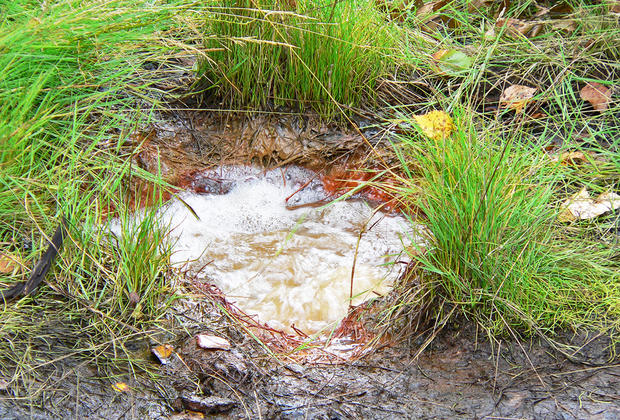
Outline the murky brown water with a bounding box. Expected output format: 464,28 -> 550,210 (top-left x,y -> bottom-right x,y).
148,165 -> 418,335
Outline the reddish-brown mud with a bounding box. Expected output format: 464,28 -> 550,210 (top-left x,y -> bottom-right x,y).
115,111 -> 402,215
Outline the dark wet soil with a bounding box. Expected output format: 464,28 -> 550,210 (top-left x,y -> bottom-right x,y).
1,309 -> 618,419
157,304 -> 620,420
1,111 -> 618,419
130,111 -> 386,181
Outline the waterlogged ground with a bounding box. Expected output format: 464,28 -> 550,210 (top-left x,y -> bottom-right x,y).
2,112 -> 618,419
0,315 -> 617,419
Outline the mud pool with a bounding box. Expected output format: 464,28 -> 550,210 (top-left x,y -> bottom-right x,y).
152,165 -> 416,334
3,111 -> 618,420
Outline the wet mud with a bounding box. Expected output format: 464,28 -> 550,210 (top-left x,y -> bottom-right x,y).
157,300 -> 620,420
130,112 -> 387,183
1,308 -> 618,419
123,111 -> 405,214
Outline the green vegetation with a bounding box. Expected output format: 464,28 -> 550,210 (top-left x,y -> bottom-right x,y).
374,0 -> 620,345
0,0 -> 618,408
386,113 -> 618,344
0,0 -> 194,396
199,0 -> 407,115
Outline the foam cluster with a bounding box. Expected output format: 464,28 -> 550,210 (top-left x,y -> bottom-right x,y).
159,166 -> 415,334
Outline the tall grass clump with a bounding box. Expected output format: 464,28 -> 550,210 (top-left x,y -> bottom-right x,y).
0,0 -> 204,395
390,113 -> 618,339
0,0 -> 185,232
200,0 -> 405,115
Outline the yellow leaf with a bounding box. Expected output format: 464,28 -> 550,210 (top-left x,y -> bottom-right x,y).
152,344 -> 174,364
112,382 -> 129,392
413,110 -> 454,140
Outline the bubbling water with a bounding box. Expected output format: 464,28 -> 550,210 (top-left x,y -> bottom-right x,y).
160,166 -> 415,334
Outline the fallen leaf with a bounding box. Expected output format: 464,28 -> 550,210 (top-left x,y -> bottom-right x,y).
415,0 -> 449,31
195,334 -> 231,351
468,0 -> 494,10
558,188 -> 620,222
152,344 -> 174,364
112,382 -> 130,392
609,1 -> 620,13
470,0 -> 510,17
580,82 -> 612,112
413,110 -> 454,140
550,19 -> 576,33
552,151 -> 590,167
431,49 -> 446,60
0,254 -> 25,275
431,49 -> 472,77
496,18 -> 543,38
548,2 -> 574,16
499,85 -> 537,113
534,5 -> 550,17
416,0 -> 447,18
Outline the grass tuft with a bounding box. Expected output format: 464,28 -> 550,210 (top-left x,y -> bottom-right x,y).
198,0 -> 408,116
0,0 -> 203,400
386,111 -> 619,343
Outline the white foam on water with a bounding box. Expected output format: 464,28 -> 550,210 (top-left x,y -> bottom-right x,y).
131,166 -> 415,334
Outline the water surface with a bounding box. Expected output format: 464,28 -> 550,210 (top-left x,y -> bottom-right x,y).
161,166 -> 415,334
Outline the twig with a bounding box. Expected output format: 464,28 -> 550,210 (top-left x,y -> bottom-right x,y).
1,217 -> 67,302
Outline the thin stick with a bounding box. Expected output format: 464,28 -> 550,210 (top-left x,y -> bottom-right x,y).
0,217 -> 67,302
